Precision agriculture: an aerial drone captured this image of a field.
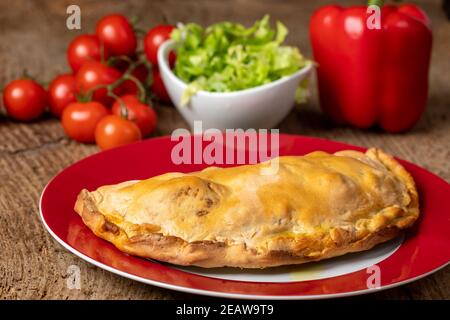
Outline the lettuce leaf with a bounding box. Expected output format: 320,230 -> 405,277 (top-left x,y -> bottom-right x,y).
171,15 -> 308,106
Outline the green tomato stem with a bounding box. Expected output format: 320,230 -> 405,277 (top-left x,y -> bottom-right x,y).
107,91 -> 129,119
123,74 -> 147,102
84,56 -> 150,108
107,55 -> 134,67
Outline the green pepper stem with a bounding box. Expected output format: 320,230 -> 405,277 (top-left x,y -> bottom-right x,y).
368,0 -> 384,7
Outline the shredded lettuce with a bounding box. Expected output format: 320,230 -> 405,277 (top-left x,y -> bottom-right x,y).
171,15 -> 308,106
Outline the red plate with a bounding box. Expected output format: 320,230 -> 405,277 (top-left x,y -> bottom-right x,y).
40,134 -> 450,299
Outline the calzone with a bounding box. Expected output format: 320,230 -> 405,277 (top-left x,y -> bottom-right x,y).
75,148 -> 419,268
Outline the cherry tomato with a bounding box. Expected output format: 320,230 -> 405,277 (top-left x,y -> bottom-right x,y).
62,101 -> 109,143
95,114 -> 142,150
111,95 -> 157,136
67,34 -> 109,73
48,74 -> 77,117
75,61 -> 122,106
2,79 -> 47,121
144,25 -> 176,66
96,14 -> 137,56
151,69 -> 171,104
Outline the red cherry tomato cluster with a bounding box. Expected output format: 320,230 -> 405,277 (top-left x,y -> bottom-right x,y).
144,25 -> 175,104
2,14 -> 175,150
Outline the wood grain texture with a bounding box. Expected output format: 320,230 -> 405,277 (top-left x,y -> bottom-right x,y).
0,0 -> 448,300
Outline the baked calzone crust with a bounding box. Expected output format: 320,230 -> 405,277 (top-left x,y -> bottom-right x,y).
74,148 -> 419,268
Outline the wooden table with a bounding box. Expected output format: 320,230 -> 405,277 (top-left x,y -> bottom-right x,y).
0,0 -> 448,300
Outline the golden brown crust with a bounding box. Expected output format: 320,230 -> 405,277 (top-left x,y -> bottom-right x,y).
74,148 -> 419,268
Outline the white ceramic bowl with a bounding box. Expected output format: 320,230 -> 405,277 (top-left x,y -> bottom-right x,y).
158,40 -> 313,130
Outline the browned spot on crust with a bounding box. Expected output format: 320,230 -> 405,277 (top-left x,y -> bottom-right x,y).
204,198 -> 214,208
196,209 -> 209,216
102,220 -> 120,235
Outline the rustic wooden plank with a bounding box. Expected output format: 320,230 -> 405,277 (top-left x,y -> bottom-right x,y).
0,0 -> 448,299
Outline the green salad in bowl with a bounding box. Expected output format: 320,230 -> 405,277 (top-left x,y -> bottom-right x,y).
170,15 -> 309,105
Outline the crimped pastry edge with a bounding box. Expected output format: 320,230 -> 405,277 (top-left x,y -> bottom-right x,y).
74,148 -> 419,268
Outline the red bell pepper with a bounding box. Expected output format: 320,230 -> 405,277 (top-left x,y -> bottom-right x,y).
309,3 -> 432,132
